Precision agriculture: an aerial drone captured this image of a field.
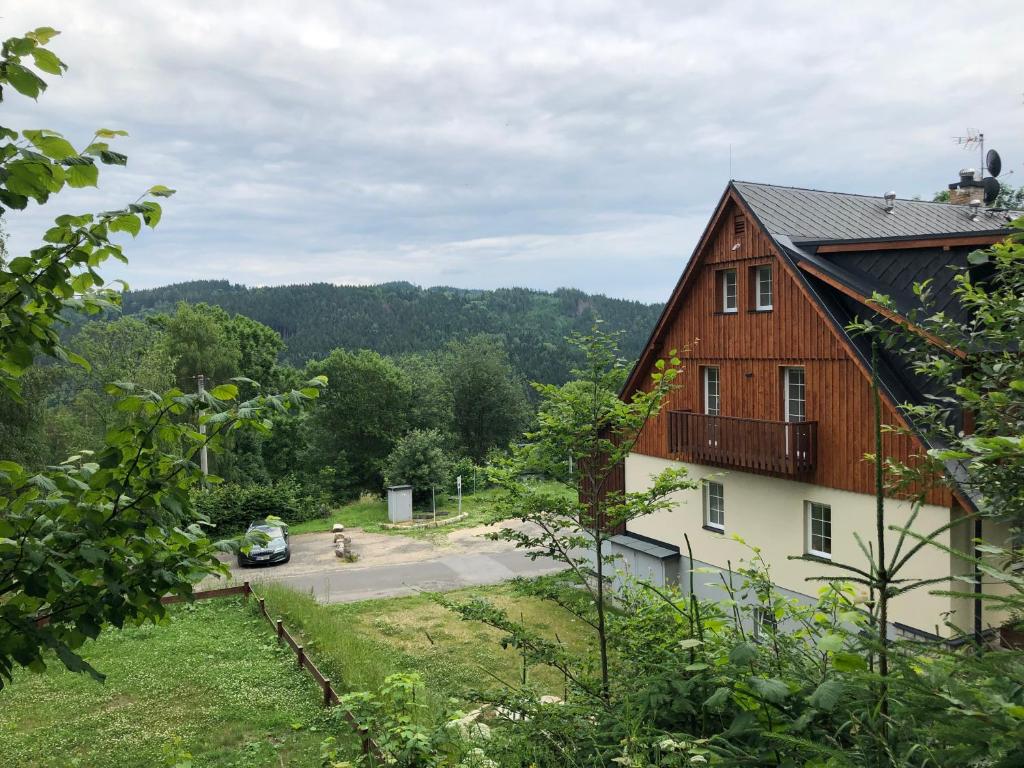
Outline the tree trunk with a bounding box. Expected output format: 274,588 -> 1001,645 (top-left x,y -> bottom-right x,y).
871,341 -> 890,727
594,521 -> 609,700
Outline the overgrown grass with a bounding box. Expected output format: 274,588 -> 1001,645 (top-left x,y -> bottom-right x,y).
289,481 -> 574,539
257,579 -> 590,717
0,599 -> 358,767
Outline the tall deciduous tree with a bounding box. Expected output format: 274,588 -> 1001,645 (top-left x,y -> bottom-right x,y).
160,301 -> 242,385
444,334 -> 530,462
306,348 -> 413,496
480,326 -> 695,697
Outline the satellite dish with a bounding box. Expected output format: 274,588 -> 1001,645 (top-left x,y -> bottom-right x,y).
982,176 -> 1000,205
985,149 -> 1001,178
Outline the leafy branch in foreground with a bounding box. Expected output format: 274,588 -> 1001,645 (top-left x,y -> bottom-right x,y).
0,25 -> 325,688
0,376 -> 324,687
477,324 -> 696,700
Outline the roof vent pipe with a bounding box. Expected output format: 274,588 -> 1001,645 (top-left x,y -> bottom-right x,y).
969,199 -> 982,221
883,191 -> 896,213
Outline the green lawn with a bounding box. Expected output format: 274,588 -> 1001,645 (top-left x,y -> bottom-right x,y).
0,599 -> 357,768
289,481 -> 574,539
258,579 -> 591,713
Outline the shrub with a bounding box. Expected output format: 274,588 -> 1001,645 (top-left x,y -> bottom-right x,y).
192,477 -> 328,534
383,429 -> 453,505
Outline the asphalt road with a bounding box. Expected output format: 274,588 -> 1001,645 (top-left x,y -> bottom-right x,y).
220,524 -> 565,603
245,549 -> 564,603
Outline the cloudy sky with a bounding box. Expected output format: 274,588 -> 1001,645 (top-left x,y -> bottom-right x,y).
3,2 -> 1023,303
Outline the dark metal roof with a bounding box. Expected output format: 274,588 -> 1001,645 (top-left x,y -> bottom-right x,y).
610,532 -> 680,559
733,181 -> 1020,243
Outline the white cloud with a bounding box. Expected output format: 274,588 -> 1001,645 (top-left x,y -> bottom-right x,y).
2,1 -> 1022,304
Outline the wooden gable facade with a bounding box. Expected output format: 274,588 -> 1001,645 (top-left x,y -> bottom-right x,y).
627,189 -> 952,507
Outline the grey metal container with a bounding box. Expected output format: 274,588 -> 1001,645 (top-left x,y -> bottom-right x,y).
386,485 -> 413,523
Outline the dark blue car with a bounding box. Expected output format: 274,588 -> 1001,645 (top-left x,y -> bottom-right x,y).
237,521 -> 290,567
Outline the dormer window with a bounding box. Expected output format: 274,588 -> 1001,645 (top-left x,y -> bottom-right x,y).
755,265 -> 773,310
719,269 -> 737,313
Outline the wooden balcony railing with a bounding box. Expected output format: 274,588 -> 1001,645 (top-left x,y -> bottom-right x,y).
667,411 -> 817,476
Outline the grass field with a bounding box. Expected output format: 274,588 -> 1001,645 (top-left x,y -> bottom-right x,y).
0,599 -> 357,768
289,481 -> 574,539
258,579 -> 591,713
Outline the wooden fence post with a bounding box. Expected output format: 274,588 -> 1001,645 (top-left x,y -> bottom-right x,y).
258,597 -> 266,618
322,678 -> 332,707
276,619 -> 283,643
296,645 -> 305,670
243,581 -> 250,602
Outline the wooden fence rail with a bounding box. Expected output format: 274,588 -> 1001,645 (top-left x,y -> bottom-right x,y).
251,589 -> 382,760
161,582 -> 382,759
35,580 -> 384,760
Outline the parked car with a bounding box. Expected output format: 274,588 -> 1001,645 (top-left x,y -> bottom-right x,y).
237,520 -> 290,567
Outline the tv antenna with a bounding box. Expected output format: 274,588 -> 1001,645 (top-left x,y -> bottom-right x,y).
953,130 -> 986,179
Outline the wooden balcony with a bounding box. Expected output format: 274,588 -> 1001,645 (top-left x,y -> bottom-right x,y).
667,411 -> 817,476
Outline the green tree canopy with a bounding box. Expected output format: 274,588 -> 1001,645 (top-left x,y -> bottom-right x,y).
305,348 -> 413,495
443,334 -> 531,462
383,428 -> 453,504
159,302 -> 242,385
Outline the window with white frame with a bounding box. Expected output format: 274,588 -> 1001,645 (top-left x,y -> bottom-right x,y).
755,265 -> 773,310
721,269 -> 737,313
704,480 -> 725,531
805,501 -> 832,558
703,367 -> 720,416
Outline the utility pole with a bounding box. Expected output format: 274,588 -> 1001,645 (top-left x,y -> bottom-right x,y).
197,373 -> 208,477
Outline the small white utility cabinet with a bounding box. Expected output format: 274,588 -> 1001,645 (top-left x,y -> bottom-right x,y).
386,485 -> 413,523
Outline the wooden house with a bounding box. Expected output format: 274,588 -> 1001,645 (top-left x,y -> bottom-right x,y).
614,180 -> 1020,637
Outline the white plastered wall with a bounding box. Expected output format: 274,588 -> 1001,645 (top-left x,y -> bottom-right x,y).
625,452 -> 971,636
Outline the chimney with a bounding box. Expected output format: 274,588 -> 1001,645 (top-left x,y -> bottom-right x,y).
947,168 -> 983,205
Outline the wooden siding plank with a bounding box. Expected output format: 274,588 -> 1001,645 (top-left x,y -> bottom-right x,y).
630,199 -> 952,506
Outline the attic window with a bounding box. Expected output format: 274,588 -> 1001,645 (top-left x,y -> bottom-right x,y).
734,216 -> 746,237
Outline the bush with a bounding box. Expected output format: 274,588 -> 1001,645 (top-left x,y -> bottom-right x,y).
192,477 -> 328,534
449,456 -> 482,495
383,429 -> 453,505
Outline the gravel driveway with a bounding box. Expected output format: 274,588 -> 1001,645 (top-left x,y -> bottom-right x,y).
208,521 -> 564,603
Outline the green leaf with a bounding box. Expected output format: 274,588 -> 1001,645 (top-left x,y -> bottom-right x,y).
4,62 -> 47,99
98,150 -> 128,166
0,189 -> 29,209
678,638 -> 703,650
728,641 -> 757,666
8,257 -> 34,275
23,130 -> 76,160
749,676 -> 790,704
27,27 -> 60,45
817,633 -> 845,652
807,680 -> 844,712
65,162 -> 99,188
210,384 -> 239,401
95,128 -> 129,138
109,214 -> 141,237
703,686 -> 731,711
139,201 -> 162,228
148,184 -> 176,197
30,48 -> 66,75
